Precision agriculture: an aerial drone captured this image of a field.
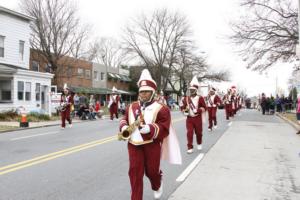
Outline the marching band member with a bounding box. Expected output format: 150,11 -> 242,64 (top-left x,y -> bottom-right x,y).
108,86 -> 120,120
60,84 -> 73,129
119,69 -> 181,200
156,90 -> 167,105
180,76 -> 206,154
206,87 -> 222,131
231,86 -> 237,115
222,88 -> 232,121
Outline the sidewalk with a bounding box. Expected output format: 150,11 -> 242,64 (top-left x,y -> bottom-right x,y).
168,110 -> 300,200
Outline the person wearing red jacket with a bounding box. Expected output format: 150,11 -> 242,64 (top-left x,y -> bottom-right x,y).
206,87 -> 222,131
60,84 -> 74,129
119,69 -> 181,200
180,76 -> 207,154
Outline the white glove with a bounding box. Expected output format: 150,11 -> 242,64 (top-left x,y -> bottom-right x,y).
192,108 -> 198,113
139,125 -> 151,134
121,125 -> 129,132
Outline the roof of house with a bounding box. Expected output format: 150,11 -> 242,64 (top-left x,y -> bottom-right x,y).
0,6 -> 34,21
0,62 -> 29,71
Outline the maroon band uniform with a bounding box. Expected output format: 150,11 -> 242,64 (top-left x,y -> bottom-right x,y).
108,94 -> 120,120
206,94 -> 222,129
60,92 -> 73,128
180,95 -> 206,150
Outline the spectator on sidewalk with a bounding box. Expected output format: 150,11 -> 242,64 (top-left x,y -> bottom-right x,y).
77,104 -> 89,120
79,93 -> 88,106
260,93 -> 267,115
95,100 -> 103,119
88,105 -> 97,120
269,95 -> 275,115
297,94 -> 300,134
280,95 -> 286,113
275,94 -> 281,113
73,93 -> 80,113
265,97 -> 270,115
89,94 -> 95,107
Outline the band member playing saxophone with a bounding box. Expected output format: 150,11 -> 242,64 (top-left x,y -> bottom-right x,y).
119,69 -> 181,200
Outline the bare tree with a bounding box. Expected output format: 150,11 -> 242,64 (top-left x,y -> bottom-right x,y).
20,0 -> 91,81
168,48 -> 230,95
229,0 -> 298,71
123,8 -> 192,90
87,37 -> 127,68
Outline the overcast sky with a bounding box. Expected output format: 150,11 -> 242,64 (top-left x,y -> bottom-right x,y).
1,0 -> 295,97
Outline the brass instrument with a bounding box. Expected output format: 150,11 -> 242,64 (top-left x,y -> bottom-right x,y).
58,102 -> 68,112
118,110 -> 145,141
183,97 -> 190,116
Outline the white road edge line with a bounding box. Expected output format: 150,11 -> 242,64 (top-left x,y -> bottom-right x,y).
176,153 -> 205,182
11,131 -> 59,141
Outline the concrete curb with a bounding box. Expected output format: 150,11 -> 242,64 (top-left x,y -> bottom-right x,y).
0,115 -> 112,134
276,113 -> 300,132
0,121 -> 79,134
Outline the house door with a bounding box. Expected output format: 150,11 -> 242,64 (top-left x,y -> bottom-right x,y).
41,85 -> 48,112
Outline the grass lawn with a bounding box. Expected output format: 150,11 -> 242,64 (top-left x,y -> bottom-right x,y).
281,113 -> 298,124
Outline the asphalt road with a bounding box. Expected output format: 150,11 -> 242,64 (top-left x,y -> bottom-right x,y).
0,109 -> 233,200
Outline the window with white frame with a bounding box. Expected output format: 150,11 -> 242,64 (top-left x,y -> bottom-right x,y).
46,63 -> 52,73
0,36 -> 5,58
67,66 -> 72,77
18,81 -> 24,100
25,82 -> 31,101
94,71 -> 98,81
77,68 -> 84,78
19,40 -> 25,61
85,69 -> 91,79
32,61 -> 39,71
0,80 -> 12,102
35,83 -> 40,101
100,72 -> 105,81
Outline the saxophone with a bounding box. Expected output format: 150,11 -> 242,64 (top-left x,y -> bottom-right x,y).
117,109 -> 145,141
183,97 -> 190,116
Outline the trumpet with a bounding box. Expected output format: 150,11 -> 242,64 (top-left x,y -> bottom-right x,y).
118,113 -> 145,141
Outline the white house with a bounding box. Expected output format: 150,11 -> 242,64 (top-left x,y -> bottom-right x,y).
0,6 -> 53,115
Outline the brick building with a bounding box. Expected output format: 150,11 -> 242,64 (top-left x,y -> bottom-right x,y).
30,49 -> 93,91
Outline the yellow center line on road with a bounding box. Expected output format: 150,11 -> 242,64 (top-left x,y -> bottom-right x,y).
0,136 -> 117,176
0,116 -> 186,176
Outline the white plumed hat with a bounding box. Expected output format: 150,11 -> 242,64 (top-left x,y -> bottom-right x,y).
189,76 -> 199,90
112,86 -> 118,92
137,69 -> 157,92
63,83 -> 69,90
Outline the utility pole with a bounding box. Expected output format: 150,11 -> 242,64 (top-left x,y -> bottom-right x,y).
297,0 -> 300,57
275,76 -> 278,96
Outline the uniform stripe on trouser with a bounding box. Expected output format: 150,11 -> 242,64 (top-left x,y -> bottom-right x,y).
128,142 -> 162,200
186,115 -> 202,149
